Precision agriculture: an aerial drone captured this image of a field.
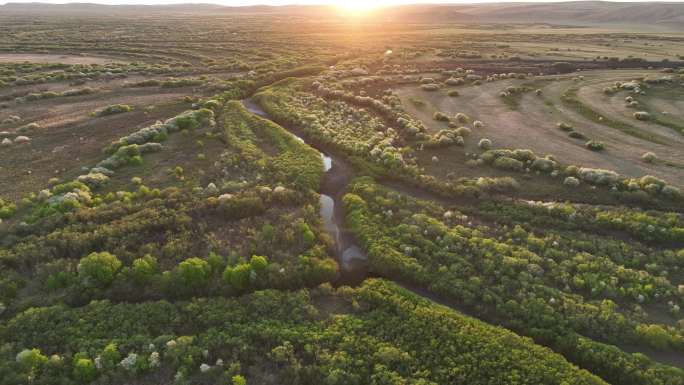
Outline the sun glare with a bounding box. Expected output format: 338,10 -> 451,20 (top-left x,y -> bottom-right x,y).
336,0 -> 382,14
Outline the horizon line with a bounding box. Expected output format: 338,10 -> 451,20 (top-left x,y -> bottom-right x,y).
3,0 -> 684,6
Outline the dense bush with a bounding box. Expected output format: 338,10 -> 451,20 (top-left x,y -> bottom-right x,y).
343,178 -> 684,385
0,280 -> 606,385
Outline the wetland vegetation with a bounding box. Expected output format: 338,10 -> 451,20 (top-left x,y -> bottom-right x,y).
1,2 -> 684,384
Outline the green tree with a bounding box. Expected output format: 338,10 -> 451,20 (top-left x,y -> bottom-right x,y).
100,342 -> 121,370
16,348 -> 48,371
637,324 -> 672,350
299,222 -> 315,247
131,255 -> 157,284
77,252 -> 122,288
232,375 -> 247,385
73,358 -> 97,383
250,255 -> 268,273
223,263 -> 252,291
176,257 -> 211,291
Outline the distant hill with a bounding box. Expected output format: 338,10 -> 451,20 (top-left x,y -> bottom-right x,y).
2,1 -> 684,27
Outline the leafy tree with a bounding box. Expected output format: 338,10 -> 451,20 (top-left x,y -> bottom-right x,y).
176,257 -> 211,291
16,348 -> 48,371
131,255 -> 157,284
299,222 -> 315,247
223,263 -> 252,291
250,255 -> 268,273
77,252 -> 122,288
637,324 -> 672,350
73,357 -> 96,383
100,342 -> 121,370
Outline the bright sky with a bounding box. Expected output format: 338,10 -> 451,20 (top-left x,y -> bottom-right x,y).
0,0 -> 676,5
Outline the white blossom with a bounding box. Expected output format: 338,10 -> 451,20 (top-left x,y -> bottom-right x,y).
149,352 -> 161,368
120,353 -> 138,371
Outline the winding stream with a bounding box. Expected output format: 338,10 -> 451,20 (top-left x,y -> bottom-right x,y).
242,99 -> 369,285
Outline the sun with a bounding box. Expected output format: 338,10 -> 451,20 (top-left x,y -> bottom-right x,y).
335,0 -> 382,14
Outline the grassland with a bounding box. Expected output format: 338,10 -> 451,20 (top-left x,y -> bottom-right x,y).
0,3 -> 683,385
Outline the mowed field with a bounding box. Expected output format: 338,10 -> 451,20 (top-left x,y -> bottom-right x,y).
396,69 -> 684,185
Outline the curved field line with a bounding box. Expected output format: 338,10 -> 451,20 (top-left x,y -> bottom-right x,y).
561,87 -> 671,145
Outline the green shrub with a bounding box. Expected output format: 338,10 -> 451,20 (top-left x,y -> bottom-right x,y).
564,176 -> 580,187
585,140 -> 605,151
0,197 -> 17,219
433,111 -> 449,121
478,138 -> 492,150
557,122 -> 573,131
493,156 -> 523,171
73,358 -> 97,383
420,84 -> 440,91
455,112 -> 470,123
633,111 -> 651,121
568,131 -> 586,139
97,104 -> 132,116
641,152 -> 657,163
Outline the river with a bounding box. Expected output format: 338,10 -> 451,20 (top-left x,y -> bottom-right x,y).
242,99 -> 369,285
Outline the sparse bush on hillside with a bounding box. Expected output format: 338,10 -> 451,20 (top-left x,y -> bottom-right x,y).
1,115 -> 21,125
96,104 -> 133,116
634,111 -> 651,121
578,167 -> 619,186
557,122 -> 573,131
433,111 -> 449,122
475,176 -> 520,193
421,83 -> 440,91
76,172 -> 110,189
0,196 -> 16,219
563,176 -> 580,187
641,152 -> 658,163
478,138 -> 492,150
585,140 -> 605,151
531,157 -> 557,172
453,126 -> 471,137
568,131 -> 586,139
17,122 -> 39,133
493,156 -> 524,172
455,113 -> 470,123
